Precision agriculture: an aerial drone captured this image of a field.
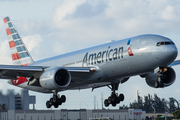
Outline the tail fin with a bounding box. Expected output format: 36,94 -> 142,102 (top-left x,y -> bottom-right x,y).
3,17 -> 34,66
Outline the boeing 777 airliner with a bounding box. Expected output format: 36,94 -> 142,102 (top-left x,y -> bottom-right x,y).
1,16 -> 179,108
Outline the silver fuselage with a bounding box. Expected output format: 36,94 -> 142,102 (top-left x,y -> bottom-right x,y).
8,34 -> 178,93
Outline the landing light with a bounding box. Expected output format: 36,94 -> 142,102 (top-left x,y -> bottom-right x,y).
90,68 -> 95,71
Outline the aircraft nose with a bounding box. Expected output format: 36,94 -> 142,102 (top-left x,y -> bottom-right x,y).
167,45 -> 178,63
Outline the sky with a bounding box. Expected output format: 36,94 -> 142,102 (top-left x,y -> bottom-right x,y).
0,0 -> 180,110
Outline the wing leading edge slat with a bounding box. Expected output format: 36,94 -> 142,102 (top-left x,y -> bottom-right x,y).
0,65 -> 96,80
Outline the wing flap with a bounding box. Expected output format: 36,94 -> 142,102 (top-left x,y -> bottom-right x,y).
0,65 -> 44,79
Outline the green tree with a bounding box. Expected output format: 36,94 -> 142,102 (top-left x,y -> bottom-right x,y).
169,97 -> 176,113
172,110 -> 180,119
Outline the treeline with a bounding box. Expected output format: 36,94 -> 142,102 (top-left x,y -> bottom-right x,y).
120,94 -> 179,113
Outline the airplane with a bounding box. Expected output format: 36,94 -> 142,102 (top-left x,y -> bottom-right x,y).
1,16 -> 179,108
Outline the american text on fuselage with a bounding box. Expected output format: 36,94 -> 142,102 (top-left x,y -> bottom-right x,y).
82,46 -> 124,66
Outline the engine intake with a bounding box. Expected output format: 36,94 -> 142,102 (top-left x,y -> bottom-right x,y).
145,67 -> 176,88
40,67 -> 71,89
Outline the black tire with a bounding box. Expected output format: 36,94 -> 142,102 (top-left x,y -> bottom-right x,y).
111,94 -> 116,102
50,98 -> 54,105
108,96 -> 112,104
53,95 -> 58,103
46,101 -> 51,108
119,94 -> 124,101
112,102 -> 116,107
61,95 -> 66,103
104,99 -> 109,107
54,103 -> 59,108
58,98 -> 62,105
116,98 -> 121,104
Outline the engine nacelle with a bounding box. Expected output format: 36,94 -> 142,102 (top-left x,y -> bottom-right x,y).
145,67 -> 176,88
40,67 -> 71,89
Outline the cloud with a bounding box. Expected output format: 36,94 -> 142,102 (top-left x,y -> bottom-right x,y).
161,5 -> 175,20
0,40 -> 12,64
22,34 -> 42,52
69,1 -> 107,19
50,0 -> 180,44
52,0 -> 86,28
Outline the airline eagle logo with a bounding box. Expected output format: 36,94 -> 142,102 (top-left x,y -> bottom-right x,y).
127,39 -> 134,56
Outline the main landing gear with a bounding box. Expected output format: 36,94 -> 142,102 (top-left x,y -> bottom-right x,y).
46,92 -> 66,108
104,83 -> 124,107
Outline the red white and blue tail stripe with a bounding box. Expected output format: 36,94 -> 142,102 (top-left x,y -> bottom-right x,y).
3,17 -> 34,66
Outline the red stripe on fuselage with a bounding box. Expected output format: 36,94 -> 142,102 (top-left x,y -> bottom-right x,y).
21,63 -> 30,66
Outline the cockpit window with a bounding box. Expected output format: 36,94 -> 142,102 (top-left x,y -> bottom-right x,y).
165,42 -> 171,45
156,42 -> 164,46
171,41 -> 175,45
156,41 -> 173,46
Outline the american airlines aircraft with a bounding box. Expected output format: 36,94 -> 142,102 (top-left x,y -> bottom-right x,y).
1,16 -> 179,108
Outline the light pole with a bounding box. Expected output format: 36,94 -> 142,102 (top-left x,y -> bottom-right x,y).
84,103 -> 89,109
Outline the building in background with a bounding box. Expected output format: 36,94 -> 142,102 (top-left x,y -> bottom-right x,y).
0,109 -> 146,120
0,89 -> 35,110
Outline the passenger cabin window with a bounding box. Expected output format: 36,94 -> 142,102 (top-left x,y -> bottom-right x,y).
156,41 -> 172,46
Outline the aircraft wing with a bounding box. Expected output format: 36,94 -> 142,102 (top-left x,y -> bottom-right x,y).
0,65 -> 95,81
169,60 -> 180,67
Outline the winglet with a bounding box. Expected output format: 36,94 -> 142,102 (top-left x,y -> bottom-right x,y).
3,17 -> 34,66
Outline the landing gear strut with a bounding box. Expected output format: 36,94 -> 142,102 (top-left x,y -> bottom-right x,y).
104,83 -> 124,107
46,92 -> 66,108
155,67 -> 167,88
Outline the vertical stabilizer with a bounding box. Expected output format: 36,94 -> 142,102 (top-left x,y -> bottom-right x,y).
3,17 -> 34,66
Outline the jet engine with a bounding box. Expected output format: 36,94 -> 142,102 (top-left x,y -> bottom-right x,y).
39,67 -> 71,89
145,67 -> 176,88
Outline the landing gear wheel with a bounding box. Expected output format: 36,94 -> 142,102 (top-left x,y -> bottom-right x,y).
54,103 -> 59,108
119,94 -> 124,101
104,83 -> 125,107
50,98 -> 54,105
112,102 -> 117,107
53,94 -> 58,103
46,101 -> 51,108
46,93 -> 67,108
104,99 -> 109,107
61,95 -> 66,103
111,94 -> 116,102
58,98 -> 62,105
108,96 -> 112,103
